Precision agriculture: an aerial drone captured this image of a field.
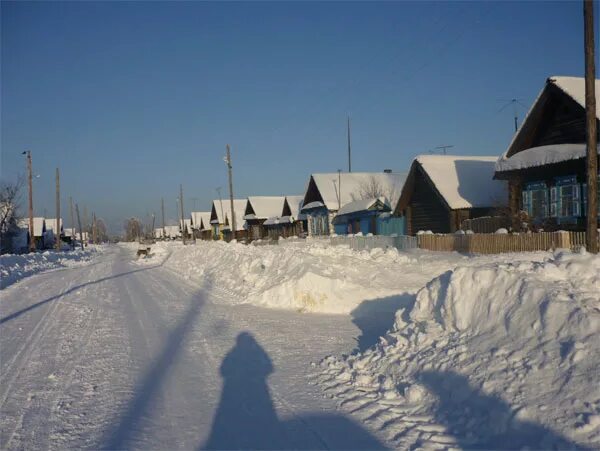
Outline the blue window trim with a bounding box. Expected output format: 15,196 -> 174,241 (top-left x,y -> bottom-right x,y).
554,175 -> 580,224
523,181 -> 548,222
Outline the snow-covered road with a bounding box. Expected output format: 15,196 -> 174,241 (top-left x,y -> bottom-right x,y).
0,245 -> 386,450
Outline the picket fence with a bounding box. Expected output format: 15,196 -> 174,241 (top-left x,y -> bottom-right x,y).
417,231 -> 589,254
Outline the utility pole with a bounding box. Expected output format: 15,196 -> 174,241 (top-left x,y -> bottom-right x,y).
161,197 -> 166,238
55,168 -> 61,250
347,116 -> 352,173
180,184 -> 187,244
23,151 -> 35,252
70,197 -> 75,250
225,145 -> 236,236
92,212 -> 97,244
584,0 -> 598,253
75,203 -> 84,250
338,169 -> 342,210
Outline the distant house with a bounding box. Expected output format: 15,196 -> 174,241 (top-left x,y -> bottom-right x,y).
260,195 -> 307,240
164,225 -> 181,239
301,172 -> 406,236
332,197 -> 395,235
244,196 -> 286,241
180,218 -> 192,239
394,155 -> 506,234
209,199 -> 247,241
494,76 -> 599,231
45,218 -> 64,247
154,228 -> 165,239
191,211 -> 212,240
17,217 -> 47,250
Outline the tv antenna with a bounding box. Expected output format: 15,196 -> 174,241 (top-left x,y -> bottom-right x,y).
497,98 -> 528,133
434,145 -> 454,155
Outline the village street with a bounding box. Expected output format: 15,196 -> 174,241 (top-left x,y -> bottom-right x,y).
0,245 -> 388,450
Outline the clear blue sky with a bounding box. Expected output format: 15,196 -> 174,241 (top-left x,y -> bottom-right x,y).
1,1 -> 596,232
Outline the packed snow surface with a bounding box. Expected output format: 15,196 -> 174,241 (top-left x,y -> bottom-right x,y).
318,250 -> 600,449
0,247 -> 100,289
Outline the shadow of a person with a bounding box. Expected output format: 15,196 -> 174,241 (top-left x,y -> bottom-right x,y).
418,370 -> 584,450
203,332 -> 389,450
203,332 -> 285,450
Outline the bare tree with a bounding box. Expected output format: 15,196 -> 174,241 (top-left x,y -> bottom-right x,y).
0,178 -> 23,253
95,218 -> 108,242
351,176 -> 399,205
123,217 -> 141,242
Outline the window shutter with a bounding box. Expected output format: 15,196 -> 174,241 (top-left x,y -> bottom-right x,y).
522,191 -> 529,209
550,187 -> 558,217
573,199 -> 581,217
573,184 -> 580,200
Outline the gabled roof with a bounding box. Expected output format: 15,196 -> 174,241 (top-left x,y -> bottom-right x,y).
396,155 -> 506,212
283,195 -> 304,219
210,199 -> 247,231
180,218 -> 192,232
303,172 -> 407,212
337,197 -> 391,217
499,76 -> 599,163
245,196 -> 286,220
191,211 -> 212,231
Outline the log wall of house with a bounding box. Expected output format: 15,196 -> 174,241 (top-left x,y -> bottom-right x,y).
409,167 -> 451,234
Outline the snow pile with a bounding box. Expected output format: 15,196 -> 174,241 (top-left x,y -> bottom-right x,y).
152,240 -> 475,314
0,247 -> 101,289
318,251 -> 600,449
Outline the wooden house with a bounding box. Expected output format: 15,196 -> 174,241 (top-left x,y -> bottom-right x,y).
394,155 -> 506,235
332,197 -> 398,235
191,211 -> 213,240
262,195 -> 307,239
244,196 -> 286,241
180,218 -> 192,240
209,199 -> 247,241
164,225 -> 181,240
45,218 -> 64,247
494,76 -> 599,231
301,172 -> 406,236
17,217 -> 47,250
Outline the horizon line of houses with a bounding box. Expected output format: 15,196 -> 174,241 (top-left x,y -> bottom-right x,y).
158,76 -> 600,243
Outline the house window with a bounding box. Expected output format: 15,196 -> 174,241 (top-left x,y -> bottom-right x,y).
522,182 -> 548,221
310,213 -> 330,236
552,176 -> 580,222
582,174 -> 600,218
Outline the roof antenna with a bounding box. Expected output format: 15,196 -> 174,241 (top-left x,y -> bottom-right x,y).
347,116 -> 352,172
498,98 -> 528,133
435,145 -> 454,155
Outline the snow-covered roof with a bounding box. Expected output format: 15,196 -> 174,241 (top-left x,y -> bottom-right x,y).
180,218 -> 192,232
63,227 -> 75,237
501,76 -> 599,162
17,217 -> 46,236
246,196 -> 286,220
401,155 -> 506,210
154,228 -> 165,238
46,218 -> 63,234
210,199 -> 247,231
303,172 -> 406,212
496,143 -> 599,172
552,76 -> 600,119
284,195 -> 304,218
263,216 -> 294,226
191,211 -> 212,231
337,197 -> 391,217
164,225 -> 181,238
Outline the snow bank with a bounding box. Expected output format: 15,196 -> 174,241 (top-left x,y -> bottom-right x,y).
318,251 -> 600,449
0,247 -> 102,289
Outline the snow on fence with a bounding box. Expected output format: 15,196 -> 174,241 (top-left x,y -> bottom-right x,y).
417,231 -> 591,254
329,234 -> 418,251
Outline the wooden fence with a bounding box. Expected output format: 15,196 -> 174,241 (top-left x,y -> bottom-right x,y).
417,231 -> 592,254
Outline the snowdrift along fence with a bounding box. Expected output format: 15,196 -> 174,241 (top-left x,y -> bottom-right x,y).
417,231 -> 590,254
330,234 -> 418,251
